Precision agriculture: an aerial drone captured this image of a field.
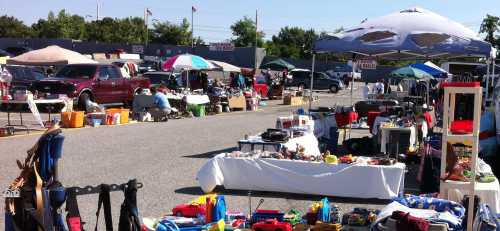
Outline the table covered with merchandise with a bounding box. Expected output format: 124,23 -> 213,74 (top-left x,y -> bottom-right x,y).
197,154 -> 406,199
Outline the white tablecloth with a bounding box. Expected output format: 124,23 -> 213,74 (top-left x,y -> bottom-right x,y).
185,95 -> 210,105
197,155 -> 406,199
380,126 -> 417,153
239,132 -> 321,157
444,179 -> 500,214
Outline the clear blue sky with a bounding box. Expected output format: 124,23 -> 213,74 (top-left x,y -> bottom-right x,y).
1,0 -> 499,42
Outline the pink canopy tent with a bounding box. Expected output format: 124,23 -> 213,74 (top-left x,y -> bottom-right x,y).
7,45 -> 97,66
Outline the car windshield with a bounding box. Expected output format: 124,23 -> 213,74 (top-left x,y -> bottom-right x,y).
56,66 -> 96,79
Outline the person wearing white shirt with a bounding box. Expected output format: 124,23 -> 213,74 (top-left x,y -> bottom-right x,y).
362,82 -> 370,99
373,80 -> 384,95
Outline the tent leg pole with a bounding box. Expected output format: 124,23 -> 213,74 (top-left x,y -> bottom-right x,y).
309,53 -> 316,114
485,59 -> 490,107
491,59 -> 496,105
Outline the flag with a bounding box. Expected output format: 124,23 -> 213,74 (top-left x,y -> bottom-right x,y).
192,6 -> 197,13
146,8 -> 152,16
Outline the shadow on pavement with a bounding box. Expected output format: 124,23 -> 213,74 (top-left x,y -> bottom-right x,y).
182,147 -> 237,159
175,186 -> 390,205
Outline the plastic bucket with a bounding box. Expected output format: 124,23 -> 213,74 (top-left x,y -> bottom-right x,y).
61,111 -> 84,128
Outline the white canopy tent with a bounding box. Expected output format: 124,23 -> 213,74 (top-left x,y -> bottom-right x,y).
209,60 -> 241,73
7,45 -> 97,66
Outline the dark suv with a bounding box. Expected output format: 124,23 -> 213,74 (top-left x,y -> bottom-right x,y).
287,70 -> 344,93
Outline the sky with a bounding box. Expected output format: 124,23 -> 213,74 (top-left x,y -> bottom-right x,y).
1,0 -> 499,42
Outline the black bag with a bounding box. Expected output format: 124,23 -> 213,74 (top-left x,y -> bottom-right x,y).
118,179 -> 141,231
261,129 -> 289,142
95,184 -> 113,231
66,188 -> 83,231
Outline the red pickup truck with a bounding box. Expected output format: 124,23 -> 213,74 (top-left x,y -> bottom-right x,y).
32,64 -> 150,109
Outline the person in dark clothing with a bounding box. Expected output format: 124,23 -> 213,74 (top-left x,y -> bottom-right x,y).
383,79 -> 391,94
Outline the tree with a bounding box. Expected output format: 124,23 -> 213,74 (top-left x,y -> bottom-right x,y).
266,27 -> 317,59
230,16 -> 264,47
32,10 -> 86,40
480,14 -> 500,46
150,18 -> 193,45
0,15 -> 32,38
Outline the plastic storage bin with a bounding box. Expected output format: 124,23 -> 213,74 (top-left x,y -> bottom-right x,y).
61,111 -> 85,128
105,108 -> 129,124
188,104 -> 206,117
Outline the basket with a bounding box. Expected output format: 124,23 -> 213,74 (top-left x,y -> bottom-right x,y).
61,111 -> 84,128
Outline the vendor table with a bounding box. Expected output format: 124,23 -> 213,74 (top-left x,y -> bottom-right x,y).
380,126 -> 417,154
238,132 -> 321,157
197,155 -> 406,199
442,179 -> 500,215
1,99 -> 69,131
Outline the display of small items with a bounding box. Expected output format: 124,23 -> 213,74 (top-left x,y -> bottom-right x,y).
341,208 -> 379,227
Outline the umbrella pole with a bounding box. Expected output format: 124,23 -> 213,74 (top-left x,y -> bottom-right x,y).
309,53 -> 316,114
492,58 -> 496,104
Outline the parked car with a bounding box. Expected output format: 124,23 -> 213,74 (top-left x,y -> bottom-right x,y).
4,65 -> 47,95
288,70 -> 344,93
143,71 -> 180,89
31,64 -> 150,110
326,65 -> 361,85
139,60 -> 159,73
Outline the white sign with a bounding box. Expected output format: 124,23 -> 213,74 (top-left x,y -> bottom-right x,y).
209,42 -> 235,52
356,59 -> 377,70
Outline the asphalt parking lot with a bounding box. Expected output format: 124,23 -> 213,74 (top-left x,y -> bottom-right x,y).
1,83 -> 410,229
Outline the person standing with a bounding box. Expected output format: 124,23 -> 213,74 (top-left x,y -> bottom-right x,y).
362,82 -> 371,99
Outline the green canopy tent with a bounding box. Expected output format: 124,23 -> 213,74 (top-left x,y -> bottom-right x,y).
260,58 -> 295,71
390,66 -> 434,105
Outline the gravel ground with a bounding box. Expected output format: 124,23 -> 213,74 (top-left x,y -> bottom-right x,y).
0,83 -> 414,229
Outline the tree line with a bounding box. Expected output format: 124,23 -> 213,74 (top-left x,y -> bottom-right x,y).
1,10 -> 497,60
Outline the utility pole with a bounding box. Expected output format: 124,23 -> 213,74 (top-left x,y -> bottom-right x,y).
191,6 -> 195,49
96,0 -> 100,20
254,9 -> 258,70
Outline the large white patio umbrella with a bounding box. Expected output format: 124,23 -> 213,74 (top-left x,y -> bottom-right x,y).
312,7 -> 495,109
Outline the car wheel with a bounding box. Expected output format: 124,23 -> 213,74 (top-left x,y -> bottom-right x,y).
255,229 -> 263,231
175,212 -> 183,217
276,229 -> 283,231
77,92 -> 91,111
329,85 -> 339,93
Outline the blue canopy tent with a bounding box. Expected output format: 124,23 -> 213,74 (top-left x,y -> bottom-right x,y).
410,63 -> 448,79
312,7 -> 495,108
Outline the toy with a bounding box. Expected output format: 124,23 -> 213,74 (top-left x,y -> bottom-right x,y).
252,219 -> 292,231
339,154 -> 357,164
251,210 -> 285,224
341,208 -> 378,226
172,204 -> 206,218
310,221 -> 342,231
324,154 -> 338,164
283,209 -> 302,226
